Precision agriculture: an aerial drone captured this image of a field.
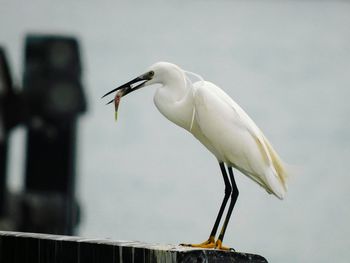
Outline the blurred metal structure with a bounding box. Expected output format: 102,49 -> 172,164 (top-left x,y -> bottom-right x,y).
0,34 -> 86,235
0,47 -> 14,220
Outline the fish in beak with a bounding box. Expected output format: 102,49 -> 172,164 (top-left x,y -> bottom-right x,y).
102,71 -> 154,121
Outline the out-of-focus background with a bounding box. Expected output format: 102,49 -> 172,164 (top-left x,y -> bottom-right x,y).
1,0 -> 349,262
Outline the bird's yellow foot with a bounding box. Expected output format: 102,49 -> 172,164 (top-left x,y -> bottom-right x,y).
181,237 -> 235,251
180,236 -> 216,249
215,239 -> 235,251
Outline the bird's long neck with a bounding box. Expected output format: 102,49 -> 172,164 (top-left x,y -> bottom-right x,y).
154,72 -> 195,131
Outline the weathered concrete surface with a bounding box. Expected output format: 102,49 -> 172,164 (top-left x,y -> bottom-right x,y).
0,231 -> 268,263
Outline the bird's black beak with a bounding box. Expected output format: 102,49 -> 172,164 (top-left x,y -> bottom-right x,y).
101,71 -> 154,105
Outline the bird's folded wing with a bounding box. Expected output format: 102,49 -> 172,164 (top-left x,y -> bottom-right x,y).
193,82 -> 287,198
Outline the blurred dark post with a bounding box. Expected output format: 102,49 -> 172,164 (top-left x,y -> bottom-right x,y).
0,48 -> 12,219
0,48 -> 21,221
21,35 -> 86,234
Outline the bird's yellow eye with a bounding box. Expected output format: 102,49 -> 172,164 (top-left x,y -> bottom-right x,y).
149,71 -> 154,77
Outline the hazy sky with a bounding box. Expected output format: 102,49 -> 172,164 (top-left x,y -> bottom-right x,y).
1,1 -> 350,262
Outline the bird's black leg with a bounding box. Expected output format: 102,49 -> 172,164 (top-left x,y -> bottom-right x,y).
209,162 -> 232,239
180,162 -> 231,248
216,166 -> 239,249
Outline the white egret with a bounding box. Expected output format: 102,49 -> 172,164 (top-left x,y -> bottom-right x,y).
102,62 -> 288,250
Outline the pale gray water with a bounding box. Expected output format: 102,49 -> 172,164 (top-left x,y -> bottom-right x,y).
1,0 -> 350,262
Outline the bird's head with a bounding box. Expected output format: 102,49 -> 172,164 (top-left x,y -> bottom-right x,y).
101,62 -> 184,121
145,62 -> 183,86
101,61 -> 183,104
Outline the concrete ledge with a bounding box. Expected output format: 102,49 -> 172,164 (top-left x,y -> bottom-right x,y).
0,231 -> 268,262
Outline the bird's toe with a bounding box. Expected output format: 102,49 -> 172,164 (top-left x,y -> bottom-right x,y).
180,236 -> 216,249
214,239 -> 235,251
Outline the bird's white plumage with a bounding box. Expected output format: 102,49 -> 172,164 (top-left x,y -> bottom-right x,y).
192,81 -> 287,199
149,62 -> 287,199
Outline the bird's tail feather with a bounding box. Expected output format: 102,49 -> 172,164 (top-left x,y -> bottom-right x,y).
261,136 -> 289,199
264,168 -> 287,200
263,136 -> 288,186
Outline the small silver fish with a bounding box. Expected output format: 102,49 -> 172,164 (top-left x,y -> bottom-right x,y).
114,89 -> 124,122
